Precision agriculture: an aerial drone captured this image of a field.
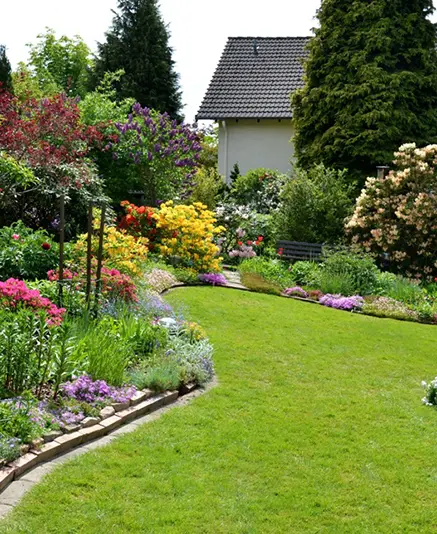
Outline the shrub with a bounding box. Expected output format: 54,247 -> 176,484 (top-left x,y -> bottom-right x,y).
289,261 -> 321,287
275,164 -> 354,244
347,143 -> 437,280
188,167 -> 224,210
0,279 -> 65,326
322,250 -> 379,295
153,201 -> 224,272
319,271 -> 357,297
422,378 -> 437,406
112,104 -> 202,204
230,168 -> 288,214
73,221 -> 149,278
0,222 -> 59,281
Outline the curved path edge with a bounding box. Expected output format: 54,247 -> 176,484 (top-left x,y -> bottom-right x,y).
0,380 -> 217,520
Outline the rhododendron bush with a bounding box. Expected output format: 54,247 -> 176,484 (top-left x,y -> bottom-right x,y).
347,144 -> 437,280
154,201 -> 224,272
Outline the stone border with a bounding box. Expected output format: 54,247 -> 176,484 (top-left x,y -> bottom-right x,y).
0,385 -> 200,506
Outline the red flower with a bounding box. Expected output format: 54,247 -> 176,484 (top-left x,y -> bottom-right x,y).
41,242 -> 51,250
247,240 -> 252,245
238,241 -> 243,246
278,248 -> 284,256
257,236 -> 264,242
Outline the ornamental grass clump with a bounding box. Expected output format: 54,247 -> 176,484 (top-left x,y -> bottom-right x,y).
319,294 -> 364,312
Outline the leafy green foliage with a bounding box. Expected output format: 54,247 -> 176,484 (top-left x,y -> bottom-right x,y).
275,164 -> 354,244
292,0 -> 437,182
0,222 -> 58,281
289,261 -> 321,287
229,168 -> 288,214
93,0 -> 183,119
72,316 -> 134,387
321,250 -> 379,295
23,28 -> 93,98
188,167 -> 224,210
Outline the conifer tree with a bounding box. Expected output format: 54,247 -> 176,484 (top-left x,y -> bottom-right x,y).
292,0 -> 437,182
93,0 -> 183,119
0,45 -> 12,91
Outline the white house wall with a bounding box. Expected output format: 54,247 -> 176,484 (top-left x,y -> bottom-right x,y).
218,119 -> 295,181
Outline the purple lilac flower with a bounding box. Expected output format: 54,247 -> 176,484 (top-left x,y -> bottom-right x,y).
198,273 -> 228,287
284,287 -> 309,298
319,294 -> 364,311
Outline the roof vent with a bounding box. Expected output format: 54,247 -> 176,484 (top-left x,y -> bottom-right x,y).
253,38 -> 259,55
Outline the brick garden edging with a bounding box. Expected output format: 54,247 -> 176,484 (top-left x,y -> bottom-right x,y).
0,386 -> 197,498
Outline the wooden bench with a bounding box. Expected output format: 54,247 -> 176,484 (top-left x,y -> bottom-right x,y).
277,241 -> 323,262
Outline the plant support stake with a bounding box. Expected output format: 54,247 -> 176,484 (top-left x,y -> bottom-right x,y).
86,204 -> 93,304
94,205 -> 106,308
58,193 -> 65,307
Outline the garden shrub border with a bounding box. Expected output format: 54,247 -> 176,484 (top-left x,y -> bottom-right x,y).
0,386 -> 198,496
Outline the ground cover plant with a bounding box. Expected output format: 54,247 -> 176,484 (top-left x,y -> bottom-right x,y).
2,288 -> 437,532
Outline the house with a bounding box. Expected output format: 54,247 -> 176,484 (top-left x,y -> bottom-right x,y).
196,37 -> 310,181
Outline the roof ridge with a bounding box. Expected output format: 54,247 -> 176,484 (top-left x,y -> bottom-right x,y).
227,36 -> 312,40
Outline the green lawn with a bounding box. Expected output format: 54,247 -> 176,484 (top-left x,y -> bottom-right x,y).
2,287 -> 437,533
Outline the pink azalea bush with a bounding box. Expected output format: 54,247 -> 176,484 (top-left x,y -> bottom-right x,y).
347,143 -> 437,280
0,278 -> 65,325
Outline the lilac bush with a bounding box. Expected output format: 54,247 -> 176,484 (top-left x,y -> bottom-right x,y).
283,286 -> 309,298
319,294 -> 364,311
198,273 -> 228,286
111,103 -> 202,202
62,375 -> 136,405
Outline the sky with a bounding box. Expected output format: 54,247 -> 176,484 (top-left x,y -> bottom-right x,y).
1,0 -> 437,122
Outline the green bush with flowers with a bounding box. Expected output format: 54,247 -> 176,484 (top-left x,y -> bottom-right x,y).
0,221 -> 58,281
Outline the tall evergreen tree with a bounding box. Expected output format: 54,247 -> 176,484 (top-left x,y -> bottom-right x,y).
93,0 -> 183,120
292,0 -> 437,182
0,45 -> 12,91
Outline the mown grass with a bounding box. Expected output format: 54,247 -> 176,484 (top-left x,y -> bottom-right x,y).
2,287 -> 437,533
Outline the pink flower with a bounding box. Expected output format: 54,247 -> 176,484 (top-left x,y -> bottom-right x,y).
12,234 -> 20,241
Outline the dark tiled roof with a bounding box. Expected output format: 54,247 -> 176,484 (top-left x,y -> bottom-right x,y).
196,37 -> 311,120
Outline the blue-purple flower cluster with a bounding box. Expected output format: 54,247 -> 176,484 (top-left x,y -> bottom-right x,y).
198,273 -> 228,287
62,375 -> 136,405
319,294 -> 364,311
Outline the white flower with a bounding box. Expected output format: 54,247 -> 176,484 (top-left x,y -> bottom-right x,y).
421,381 -> 428,388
